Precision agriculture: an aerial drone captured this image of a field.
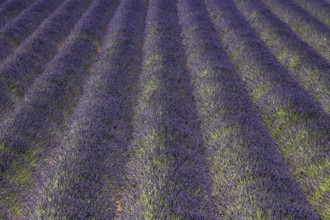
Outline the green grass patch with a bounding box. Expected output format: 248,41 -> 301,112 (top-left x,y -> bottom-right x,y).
283,129 -> 312,157
288,56 -> 300,69
302,74 -> 314,87
278,48 -> 289,62
305,160 -> 330,179
143,78 -> 160,95
9,87 -> 24,97
1,192 -> 23,219
141,191 -> 154,220
22,148 -> 40,169
310,176 -> 330,215
142,54 -> 163,73
229,46 -> 243,59
153,158 -> 166,169
298,24 -> 313,35
251,81 -> 271,100
0,143 -> 11,153
210,125 -> 238,141
6,161 -> 33,185
199,84 -> 217,97
266,108 -> 301,140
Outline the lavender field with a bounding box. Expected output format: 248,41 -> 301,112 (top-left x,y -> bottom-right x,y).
0,0 -> 329,219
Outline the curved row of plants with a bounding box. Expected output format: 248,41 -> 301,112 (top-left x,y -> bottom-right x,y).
0,0 -> 35,29
179,0 -> 318,218
261,0 -> 330,60
0,0 -> 92,117
0,0 -> 118,218
233,0 -> 330,113
205,0 -> 330,218
0,0 -> 65,62
0,0 -> 328,218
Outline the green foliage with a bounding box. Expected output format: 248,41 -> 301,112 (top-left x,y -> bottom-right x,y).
251,81 -> 271,100
265,109 -> 300,140
6,161 -> 33,185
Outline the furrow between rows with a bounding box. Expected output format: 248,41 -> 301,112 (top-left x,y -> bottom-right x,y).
0,0 -> 93,118
261,0 -> 330,61
0,0 -> 36,30
179,0 -> 318,219
233,0 -> 330,113
0,0 -> 65,63
0,0 -> 119,218
118,0 -> 215,219
23,0 -> 145,218
205,0 -> 330,218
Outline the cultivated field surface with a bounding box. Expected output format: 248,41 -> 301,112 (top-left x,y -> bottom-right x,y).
0,0 -> 329,219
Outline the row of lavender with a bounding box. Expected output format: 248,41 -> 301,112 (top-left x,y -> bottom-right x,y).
0,0 -> 92,117
26,0 -> 145,218
180,0 -> 319,218
233,0 -> 330,113
0,0 -> 119,218
0,0 -> 65,63
0,0 -> 329,218
205,0 -> 330,218
119,0 -> 214,218
0,0 -> 36,29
